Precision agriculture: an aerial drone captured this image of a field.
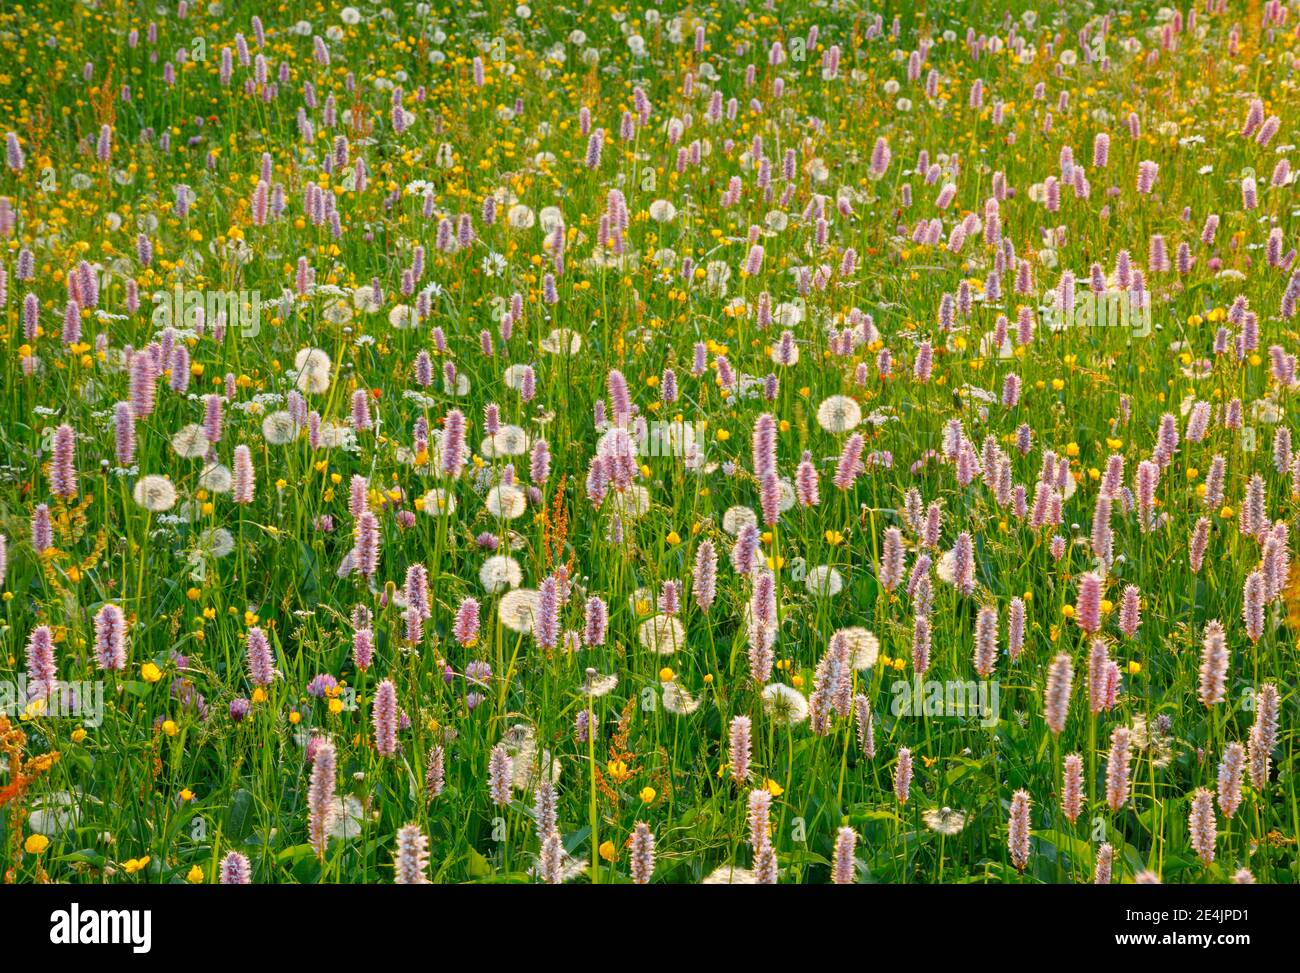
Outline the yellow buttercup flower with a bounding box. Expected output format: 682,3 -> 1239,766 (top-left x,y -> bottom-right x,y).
122,856 -> 151,875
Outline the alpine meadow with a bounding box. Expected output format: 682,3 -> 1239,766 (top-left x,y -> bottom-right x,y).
0,0 -> 1297,888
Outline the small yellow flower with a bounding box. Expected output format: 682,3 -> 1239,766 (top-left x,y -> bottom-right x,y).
186,865 -> 205,883
658,666 -> 675,683
24,834 -> 49,855
639,786 -> 657,803
140,662 -> 163,683
598,840 -> 617,862
71,727 -> 87,743
162,720 -> 179,737
289,710 -> 302,725
665,530 -> 681,546
1127,661 -> 1142,675
765,779 -> 784,797
1060,604 -> 1076,619
180,788 -> 195,802
328,698 -> 344,715
122,856 -> 151,875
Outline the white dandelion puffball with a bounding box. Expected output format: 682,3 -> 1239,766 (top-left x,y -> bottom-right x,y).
774,302 -> 803,327
352,286 -> 382,313
762,682 -> 811,725
199,463 -> 232,493
837,627 -> 880,669
388,304 -> 417,329
805,565 -> 844,597
816,395 -> 862,433
702,865 -> 758,885
326,795 -> 365,841
317,418 -> 353,447
538,206 -> 565,235
777,477 -> 796,513
936,549 -> 957,584
420,488 -> 457,516
609,484 -> 651,521
133,474 -> 178,512
507,203 -> 536,229
486,484 -> 527,520
479,555 -> 523,593
722,505 -> 758,535
196,527 -> 236,558
539,328 -> 583,355
512,748 -> 562,791
171,423 -> 210,459
638,614 -> 686,655
648,199 -> 677,222
294,347 -> 332,394
322,301 -> 353,325
662,681 -> 703,715
499,588 -> 541,633
483,424 -> 530,457
503,363 -> 533,389
583,671 -> 619,696
261,410 -> 299,445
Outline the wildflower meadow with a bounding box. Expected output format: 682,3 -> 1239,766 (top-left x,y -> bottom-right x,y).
0,0 -> 1297,895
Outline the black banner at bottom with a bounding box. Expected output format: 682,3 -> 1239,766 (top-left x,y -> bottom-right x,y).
0,882 -> 1283,959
